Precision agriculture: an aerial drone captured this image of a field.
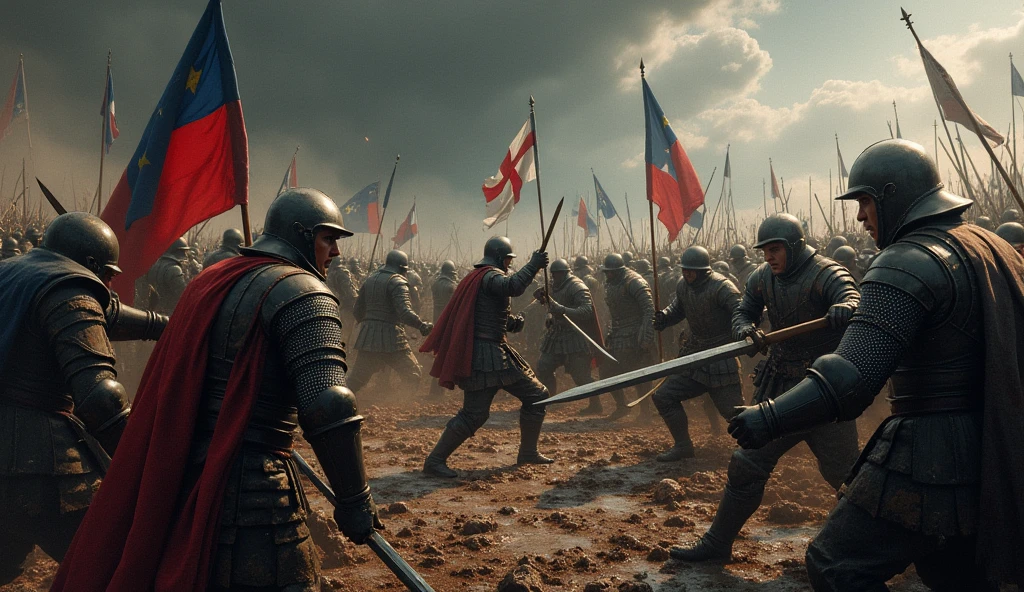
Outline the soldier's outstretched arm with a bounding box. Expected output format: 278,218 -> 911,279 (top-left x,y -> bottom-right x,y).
105,292 -> 168,341
655,293 -> 684,332
551,280 -> 594,322
272,289 -> 382,544
732,266 -> 767,340
729,255 -> 937,449
482,251 -> 548,298
41,285 -> 130,455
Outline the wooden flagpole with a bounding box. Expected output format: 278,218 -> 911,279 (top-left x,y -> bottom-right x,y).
96,51 -> 111,215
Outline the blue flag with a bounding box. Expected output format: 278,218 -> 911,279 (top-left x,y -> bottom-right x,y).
340,182 -> 381,234
1013,62 -> 1024,97
593,173 -> 618,219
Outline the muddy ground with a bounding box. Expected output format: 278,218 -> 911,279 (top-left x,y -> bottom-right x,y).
2,370 -> 928,592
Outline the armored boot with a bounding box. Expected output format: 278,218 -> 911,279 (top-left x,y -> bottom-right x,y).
656,408 -> 695,462
423,420 -> 473,478
670,486 -> 760,562
516,414 -> 554,465
607,391 -> 631,421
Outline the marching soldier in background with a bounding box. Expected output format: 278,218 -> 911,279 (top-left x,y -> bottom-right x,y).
202,227 -> 244,268
1,237 -> 22,259
730,140 -> 1024,590
831,245 -> 863,283
143,237 -> 191,315
535,259 -> 599,404
573,255 -> 605,323
346,249 -> 432,393
596,253 -> 657,421
995,221 -> 1024,257
651,246 -> 743,461
420,237 -> 551,478
0,213 -> 133,583
672,212 -> 860,563
426,260 -> 459,399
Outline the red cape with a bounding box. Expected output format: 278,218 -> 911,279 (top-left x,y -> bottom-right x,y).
420,266 -> 492,389
51,256 -> 301,592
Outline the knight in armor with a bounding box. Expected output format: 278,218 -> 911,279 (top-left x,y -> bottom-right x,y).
594,253 -> 657,421
831,245 -> 863,283
651,246 -> 743,461
202,227 -> 244,268
535,259 -> 600,405
143,237 -> 191,315
0,213 -> 132,583
671,212 -> 860,563
711,260 -> 740,288
995,221 -> 1024,257
574,255 -> 606,331
345,249 -> 432,393
728,244 -> 757,290
1000,206 -> 1021,224
52,188 -> 382,592
326,255 -> 358,309
420,237 -> 552,478
1,237 -> 22,259
426,260 -> 459,399
729,140 -> 1024,591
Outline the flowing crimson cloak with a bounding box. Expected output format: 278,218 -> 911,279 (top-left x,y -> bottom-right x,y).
420,266 -> 492,389
51,255 -> 302,592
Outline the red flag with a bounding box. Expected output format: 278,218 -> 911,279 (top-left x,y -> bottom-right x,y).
643,78 -> 702,241
0,56 -> 28,142
392,202 -> 417,247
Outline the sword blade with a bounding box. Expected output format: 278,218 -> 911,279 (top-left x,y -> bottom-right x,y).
291,451 -> 436,592
539,197 -> 564,252
36,178 -> 68,215
535,339 -> 755,406
559,314 -> 618,363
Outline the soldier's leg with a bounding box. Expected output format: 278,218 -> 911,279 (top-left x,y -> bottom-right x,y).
598,355 -> 629,418
504,376 -> 553,465
912,534 -> 997,592
423,387 -> 498,478
391,348 -> 423,393
804,420 -> 860,490
344,351 -> 378,393
632,349 -> 658,424
563,353 -> 594,388
671,434 -> 804,561
534,352 -> 561,398
702,396 -> 725,435
0,480 -> 34,585
651,375 -> 706,461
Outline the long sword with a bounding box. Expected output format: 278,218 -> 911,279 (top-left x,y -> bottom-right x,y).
291,451 -> 436,592
558,314 -> 618,363
534,317 -> 829,407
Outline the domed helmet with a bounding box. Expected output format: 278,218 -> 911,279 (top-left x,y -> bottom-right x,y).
1,237 -> 22,258
40,212 -> 121,281
621,251 -> 634,267
712,261 -> 731,275
832,245 -> 857,266
633,258 -> 651,274
549,258 -> 571,274
995,222 -> 1024,248
440,260 -> 456,276
406,269 -> 422,286
163,237 -> 190,261
825,236 -> 848,256
25,226 -> 42,246
975,215 -> 995,231
478,236 -> 516,270
573,255 -> 589,271
222,227 -> 244,249
729,244 -> 747,261
247,187 -> 352,280
837,139 -> 972,249
1001,208 -> 1021,224
679,246 -> 712,271
383,249 -> 409,275
657,256 -> 671,268
600,253 -> 626,280
754,213 -> 812,276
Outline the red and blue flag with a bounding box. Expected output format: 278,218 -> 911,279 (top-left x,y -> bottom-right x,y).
101,66 -> 119,154
392,201 -> 417,247
340,182 -> 381,234
642,78 -> 703,242
0,57 -> 28,142
573,197 -> 598,238
102,0 -> 248,303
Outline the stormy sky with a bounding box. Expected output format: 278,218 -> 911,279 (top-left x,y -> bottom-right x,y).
2,0 -> 1024,261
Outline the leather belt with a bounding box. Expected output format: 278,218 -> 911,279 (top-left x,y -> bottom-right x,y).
889,395 -> 979,416
0,388 -> 74,414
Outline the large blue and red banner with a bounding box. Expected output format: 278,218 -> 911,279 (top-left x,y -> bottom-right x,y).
340,181 -> 381,234
642,78 -> 703,242
392,202 -> 417,247
573,197 -> 598,237
101,66 -> 119,153
102,0 -> 248,303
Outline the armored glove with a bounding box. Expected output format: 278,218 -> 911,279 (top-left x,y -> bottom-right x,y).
507,314 -> 526,333
637,322 -> 655,350
548,301 -> 567,318
826,302 -> 857,330
652,310 -> 668,332
533,287 -> 549,304
334,488 -> 385,545
728,403 -> 777,449
419,322 -> 433,337
529,250 -> 550,270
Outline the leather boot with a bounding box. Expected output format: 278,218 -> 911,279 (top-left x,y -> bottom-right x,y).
423,423 -> 471,478
670,486 -> 761,561
517,415 -> 554,465
607,391 -> 630,421
656,407 -> 695,462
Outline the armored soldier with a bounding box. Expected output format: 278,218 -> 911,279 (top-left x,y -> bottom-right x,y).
730,140 -> 1024,590
595,253 -> 657,420
651,247 -> 743,461
831,245 -> 863,283
1,237 -> 21,259
535,259 -> 598,402
671,212 -> 860,563
53,188 -> 382,592
711,260 -> 740,288
143,237 -> 190,315
574,255 -> 605,328
326,256 -> 358,309
202,227 -> 244,268
406,268 -> 423,313
346,250 -> 432,393
1000,207 -> 1021,224
421,237 -> 551,478
995,221 -> 1024,257
975,215 -> 996,232
728,244 -> 757,289
426,261 -> 459,399
824,235 -> 848,258
0,213 -> 131,583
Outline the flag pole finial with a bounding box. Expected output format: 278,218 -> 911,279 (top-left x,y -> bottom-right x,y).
529,95 -> 535,112
900,8 -> 912,26
639,58 -> 645,78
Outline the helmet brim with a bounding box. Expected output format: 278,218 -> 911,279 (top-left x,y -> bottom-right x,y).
836,184 -> 878,201
316,222 -> 355,238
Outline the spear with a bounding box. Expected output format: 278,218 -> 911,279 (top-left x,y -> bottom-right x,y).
368,154 -> 400,272
529,96 -> 552,299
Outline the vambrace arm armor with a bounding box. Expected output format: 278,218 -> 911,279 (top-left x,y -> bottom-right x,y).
732,268 -> 766,340
391,280 -> 428,331
40,287 -> 130,455
657,294 -> 685,330
485,259 -> 542,299
563,283 -> 594,322
105,292 -> 168,341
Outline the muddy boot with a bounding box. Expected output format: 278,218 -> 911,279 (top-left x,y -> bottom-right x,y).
657,408 -> 695,462
516,415 -> 554,465
423,423 -> 471,478
607,391 -> 630,421
670,486 -> 760,562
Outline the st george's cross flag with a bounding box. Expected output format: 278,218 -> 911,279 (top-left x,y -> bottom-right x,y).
482,119 -> 535,228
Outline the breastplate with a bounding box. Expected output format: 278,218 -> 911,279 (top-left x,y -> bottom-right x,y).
762,256 -> 843,362
606,272 -> 644,331
474,270 -> 511,341
361,271 -> 401,324
680,275 -> 733,349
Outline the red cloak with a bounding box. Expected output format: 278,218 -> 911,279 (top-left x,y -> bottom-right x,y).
420,266 -> 492,389
51,255 -> 302,592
